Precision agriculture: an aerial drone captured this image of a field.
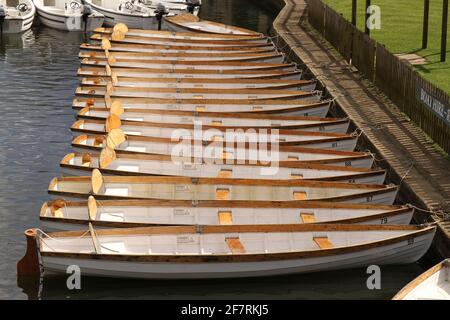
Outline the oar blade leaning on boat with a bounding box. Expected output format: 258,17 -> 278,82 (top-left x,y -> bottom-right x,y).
47,169 -> 399,204
33,223 -> 436,279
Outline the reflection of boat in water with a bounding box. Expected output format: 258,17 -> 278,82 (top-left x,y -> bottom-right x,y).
0,0 -> 36,34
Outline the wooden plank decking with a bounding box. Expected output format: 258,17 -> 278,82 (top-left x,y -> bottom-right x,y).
271,0 -> 450,257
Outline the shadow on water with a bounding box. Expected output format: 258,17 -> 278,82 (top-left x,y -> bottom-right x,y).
17,264 -> 426,300
0,0 -> 437,300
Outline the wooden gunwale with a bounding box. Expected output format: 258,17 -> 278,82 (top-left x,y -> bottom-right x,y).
71,134 -> 365,156
80,76 -> 314,86
76,86 -> 314,97
71,118 -> 352,136
163,15 -> 262,36
39,226 -> 436,263
79,50 -> 278,59
90,34 -> 268,46
49,174 -> 394,189
392,259 -> 449,300
60,152 -> 377,172
93,26 -> 263,39
77,67 -> 301,77
39,207 -> 412,228
80,42 -> 276,53
77,106 -> 339,122
73,97 -> 325,107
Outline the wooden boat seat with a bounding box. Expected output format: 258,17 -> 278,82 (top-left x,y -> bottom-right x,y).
300,212 -> 316,223
313,236 -> 334,249
291,173 -> 304,179
225,237 -> 245,254
217,169 -> 232,178
215,188 -> 230,200
293,191 -> 307,200
218,211 -> 233,225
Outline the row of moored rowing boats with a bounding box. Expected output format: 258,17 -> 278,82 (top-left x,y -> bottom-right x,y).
18,19 -> 449,299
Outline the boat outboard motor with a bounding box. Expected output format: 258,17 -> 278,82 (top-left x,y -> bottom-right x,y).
82,3 -> 93,34
0,6 -> 6,37
154,3 -> 168,31
185,0 -> 200,14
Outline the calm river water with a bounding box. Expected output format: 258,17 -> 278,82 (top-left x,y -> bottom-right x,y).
0,0 -> 433,300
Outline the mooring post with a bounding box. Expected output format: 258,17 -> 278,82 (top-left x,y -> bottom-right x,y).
441,0 -> 449,62
423,0 -> 430,49
351,0 -> 357,26
365,0 -> 371,35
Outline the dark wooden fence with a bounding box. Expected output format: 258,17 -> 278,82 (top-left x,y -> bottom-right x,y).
307,0 -> 450,153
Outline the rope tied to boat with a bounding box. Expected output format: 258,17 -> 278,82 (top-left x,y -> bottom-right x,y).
399,160 -> 415,184
34,228 -> 91,252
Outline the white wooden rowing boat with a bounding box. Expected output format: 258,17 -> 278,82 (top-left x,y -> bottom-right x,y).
59,150 -> 386,184
80,51 -> 286,63
393,259 -> 450,300
80,41 -> 276,54
80,57 -> 297,71
76,84 -> 320,101
71,132 -> 374,168
164,13 -> 262,36
72,97 -> 329,117
70,118 -> 359,151
80,76 -> 317,91
93,23 -> 266,41
35,224 -> 436,279
48,170 -> 398,204
33,0 -> 104,31
90,32 -> 270,46
39,197 -> 414,231
76,106 -> 346,132
77,66 -> 303,80
0,0 -> 35,33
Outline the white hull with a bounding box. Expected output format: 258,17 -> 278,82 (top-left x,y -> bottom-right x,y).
40,230 -> 434,279
72,99 -> 329,118
87,3 -> 162,29
76,87 -> 320,102
35,7 -> 103,31
0,2 -> 35,34
81,59 -> 297,71
80,78 -> 316,91
393,259 -> 450,300
60,160 -> 386,184
40,209 -> 413,232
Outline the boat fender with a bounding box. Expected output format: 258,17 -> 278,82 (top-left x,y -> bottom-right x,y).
17,229 -> 41,277
104,93 -> 112,108
186,0 -> 201,14
111,30 -> 125,41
